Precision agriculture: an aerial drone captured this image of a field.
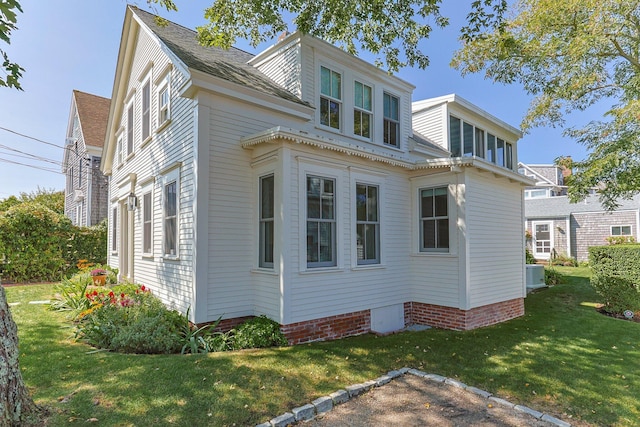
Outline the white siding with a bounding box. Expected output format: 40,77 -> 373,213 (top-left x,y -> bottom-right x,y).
108,26 -> 195,314
465,169 -> 525,307
253,40 -> 302,98
412,106 -> 446,149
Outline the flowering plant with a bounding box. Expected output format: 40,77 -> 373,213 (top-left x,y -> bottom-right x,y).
90,268 -> 107,276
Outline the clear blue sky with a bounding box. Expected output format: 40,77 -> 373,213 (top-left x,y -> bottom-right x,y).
0,0 -> 594,199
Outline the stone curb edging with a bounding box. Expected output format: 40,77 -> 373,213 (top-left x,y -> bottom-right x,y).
256,367 -> 571,427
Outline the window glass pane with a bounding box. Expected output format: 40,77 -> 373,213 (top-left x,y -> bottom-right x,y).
322,194 -> 334,219
463,122 -> 474,156
166,182 -> 177,216
261,175 -> 274,219
434,187 -> 448,217
356,184 -> 367,221
390,95 -> 398,119
361,112 -> 370,138
367,186 -> 378,221
497,138 -> 505,166
320,97 -> 329,126
143,192 -> 152,222
437,219 -> 449,248
307,222 -> 319,262
355,82 -> 363,108
365,224 -> 377,260
422,220 -> 436,248
321,66 -> 330,96
165,218 -> 176,254
261,221 -> 274,264
449,116 -> 461,157
487,134 -> 496,163
319,222 -> 334,262
623,226 -> 632,235
384,93 -> 390,117
332,71 -> 341,100
307,177 -> 320,218
421,189 -> 434,218
506,142 -> 513,169
329,100 -> 340,129
356,223 -> 365,260
363,85 -> 371,110
475,128 -> 485,158
142,81 -> 150,140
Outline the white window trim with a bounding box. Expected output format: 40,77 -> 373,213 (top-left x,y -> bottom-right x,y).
141,182 -> 154,258
318,63 -> 344,132
156,77 -> 171,132
162,167 -> 180,260
258,173 -> 275,269
611,225 -> 632,236
383,91 -> 400,149
298,159 -> 345,272
350,169 -> 386,268
418,186 -> 451,253
411,175 -> 458,257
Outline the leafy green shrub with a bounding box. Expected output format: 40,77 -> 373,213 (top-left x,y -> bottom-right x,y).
0,202 -> 107,282
50,275 -> 92,316
545,267 -> 564,286
589,245 -> 640,314
76,286 -> 185,354
230,315 -> 288,350
606,235 -> 636,245
525,248 -> 536,264
550,252 -> 577,267
180,316 -> 228,354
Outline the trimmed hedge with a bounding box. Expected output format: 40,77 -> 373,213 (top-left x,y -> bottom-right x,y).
0,203 -> 106,282
589,245 -> 640,314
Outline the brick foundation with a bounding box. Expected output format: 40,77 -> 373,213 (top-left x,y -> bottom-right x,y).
404,298 -> 524,331
202,298 -> 524,345
280,310 -> 371,345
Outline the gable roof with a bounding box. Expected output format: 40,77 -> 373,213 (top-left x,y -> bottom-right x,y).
525,194 -> 640,218
73,90 -> 110,148
131,7 -> 307,106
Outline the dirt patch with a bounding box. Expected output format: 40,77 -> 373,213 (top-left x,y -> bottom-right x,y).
308,375 -> 561,427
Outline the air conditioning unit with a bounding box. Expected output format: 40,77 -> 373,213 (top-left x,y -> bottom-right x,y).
73,189 -> 85,201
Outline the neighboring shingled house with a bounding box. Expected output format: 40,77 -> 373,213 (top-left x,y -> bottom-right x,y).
522,163 -> 640,261
101,6 -> 533,343
62,90 -> 110,226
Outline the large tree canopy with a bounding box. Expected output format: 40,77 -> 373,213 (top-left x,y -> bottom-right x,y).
0,0 -> 23,90
453,0 -> 640,210
152,0 -> 508,72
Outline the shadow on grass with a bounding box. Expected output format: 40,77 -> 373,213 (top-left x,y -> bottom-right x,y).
8,270 -> 640,426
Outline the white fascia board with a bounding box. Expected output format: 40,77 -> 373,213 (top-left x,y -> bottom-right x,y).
183,69 -> 314,121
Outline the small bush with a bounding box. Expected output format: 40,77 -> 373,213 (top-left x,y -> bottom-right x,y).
230,315 -> 288,350
545,267 -> 564,286
76,286 -> 185,354
50,275 -> 92,316
525,248 -> 536,264
550,252 -> 577,267
589,245 -> 640,314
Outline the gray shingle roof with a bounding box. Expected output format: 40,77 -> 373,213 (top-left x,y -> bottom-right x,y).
525,194 -> 640,218
131,6 -> 308,107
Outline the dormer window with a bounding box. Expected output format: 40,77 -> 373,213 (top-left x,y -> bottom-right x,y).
320,66 -> 341,130
383,93 -> 399,147
354,81 -> 372,138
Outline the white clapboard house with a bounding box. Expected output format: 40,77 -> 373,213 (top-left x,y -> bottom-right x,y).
101,6 -> 533,343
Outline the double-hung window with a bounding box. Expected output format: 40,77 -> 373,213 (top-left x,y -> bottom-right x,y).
356,183 -> 380,264
320,66 -> 341,130
142,192 -> 153,255
259,175 -> 274,268
450,116 -> 512,167
354,81 -> 372,138
307,176 -> 336,267
163,175 -> 178,257
126,102 -> 134,156
142,80 -> 151,141
383,93 -> 399,147
420,187 -> 449,252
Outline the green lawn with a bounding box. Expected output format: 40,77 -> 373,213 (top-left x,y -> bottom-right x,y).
6,267 -> 639,426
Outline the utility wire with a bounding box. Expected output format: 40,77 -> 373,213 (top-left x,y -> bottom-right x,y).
0,125 -> 65,149
0,157 -> 62,174
0,150 -> 63,166
0,144 -> 63,166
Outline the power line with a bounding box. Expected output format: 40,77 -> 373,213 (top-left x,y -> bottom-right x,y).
0,125 -> 65,149
0,157 -> 63,174
0,150 -> 62,166
0,143 -> 63,166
